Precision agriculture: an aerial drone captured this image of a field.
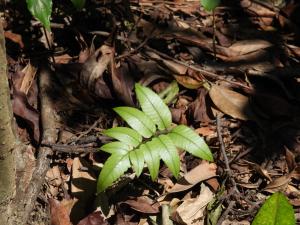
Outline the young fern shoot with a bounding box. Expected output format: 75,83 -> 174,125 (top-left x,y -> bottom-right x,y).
97,83 -> 213,193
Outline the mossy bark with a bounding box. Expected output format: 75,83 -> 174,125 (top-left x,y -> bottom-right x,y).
0,20 -> 16,225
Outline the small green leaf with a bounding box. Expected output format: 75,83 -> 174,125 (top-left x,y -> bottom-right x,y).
114,107 -> 156,138
129,148 -> 145,177
103,127 -> 142,148
70,0 -> 85,10
26,0 -> 52,30
100,141 -> 132,155
135,83 -> 172,130
97,153 -> 131,193
252,192 -> 295,225
168,125 -> 213,161
159,80 -> 180,105
142,143 -> 160,181
201,0 -> 221,11
154,135 -> 180,179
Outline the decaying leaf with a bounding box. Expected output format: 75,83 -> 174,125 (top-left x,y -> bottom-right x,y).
209,85 -> 253,120
80,45 -> 113,97
12,90 -> 40,141
168,161 -> 217,193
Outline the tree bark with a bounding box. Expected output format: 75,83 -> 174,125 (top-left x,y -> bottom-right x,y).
0,19 -> 16,225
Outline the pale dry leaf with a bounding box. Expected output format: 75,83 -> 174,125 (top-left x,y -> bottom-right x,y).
175,184 -> 214,225
221,219 -> 250,225
209,85 -> 253,120
20,63 -> 37,94
168,161 -> 217,193
71,157 -> 96,194
71,157 -> 97,222
46,165 -> 63,187
228,40 -> 272,56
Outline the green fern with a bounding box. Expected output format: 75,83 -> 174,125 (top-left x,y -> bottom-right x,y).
97,83 -> 213,193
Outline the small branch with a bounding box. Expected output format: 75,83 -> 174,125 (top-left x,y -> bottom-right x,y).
212,9 -> 216,60
216,200 -> 235,225
43,143 -> 98,154
11,67 -> 59,224
216,114 -> 238,192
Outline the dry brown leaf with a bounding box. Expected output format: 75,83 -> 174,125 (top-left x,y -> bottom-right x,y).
263,174 -> 292,193
122,196 -> 160,214
174,184 -> 214,225
12,90 -> 40,141
291,165 -> 300,180
167,161 -> 217,193
54,54 -> 73,64
77,211 -> 109,225
4,31 -> 24,48
159,58 -> 188,75
205,177 -> 220,192
251,163 -> 272,181
80,45 -> 113,98
237,183 -> 259,189
110,59 -> 135,106
49,199 -> 72,225
195,127 -> 215,137
209,85 -> 253,120
285,147 -> 296,172
174,74 -> 203,89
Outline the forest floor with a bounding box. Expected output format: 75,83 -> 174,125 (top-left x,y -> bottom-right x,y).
2,0 -> 300,224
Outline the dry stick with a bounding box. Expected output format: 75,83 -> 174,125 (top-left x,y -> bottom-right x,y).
216,201 -> 235,225
216,113 -> 237,191
212,9 -> 216,61
42,27 -> 55,64
11,67 -> 59,224
67,116 -> 104,144
43,143 -> 98,153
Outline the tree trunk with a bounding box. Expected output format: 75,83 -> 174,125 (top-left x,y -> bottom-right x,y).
0,20 -> 16,225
